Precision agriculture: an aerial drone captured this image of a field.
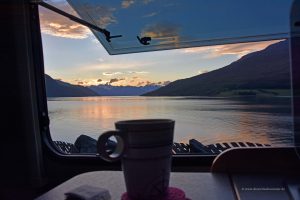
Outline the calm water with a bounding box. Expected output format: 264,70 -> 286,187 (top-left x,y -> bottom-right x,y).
47,96 -> 293,146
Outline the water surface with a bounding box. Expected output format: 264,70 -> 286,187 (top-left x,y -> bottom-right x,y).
47,96 -> 293,146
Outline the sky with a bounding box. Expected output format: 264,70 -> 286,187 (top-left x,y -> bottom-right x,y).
40,0 -> 290,87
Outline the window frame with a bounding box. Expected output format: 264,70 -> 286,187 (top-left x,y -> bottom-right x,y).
31,1 -> 300,184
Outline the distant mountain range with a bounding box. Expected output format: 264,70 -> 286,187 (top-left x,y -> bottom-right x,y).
89,85 -> 160,96
45,40 -> 290,97
45,74 -> 161,97
45,74 -> 98,97
144,40 -> 290,96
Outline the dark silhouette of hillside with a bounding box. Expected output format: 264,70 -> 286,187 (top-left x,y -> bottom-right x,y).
144,40 -> 290,96
45,74 -> 98,97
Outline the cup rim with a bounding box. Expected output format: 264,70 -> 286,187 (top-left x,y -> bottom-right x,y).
115,119 -> 175,132
116,119 -> 174,125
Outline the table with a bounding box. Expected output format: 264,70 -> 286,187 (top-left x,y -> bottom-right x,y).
232,174 -> 300,200
35,171 -> 236,200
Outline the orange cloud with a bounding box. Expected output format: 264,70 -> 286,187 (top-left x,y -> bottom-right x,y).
39,2 -> 117,39
127,77 -> 169,87
141,23 -> 179,38
141,23 -> 181,47
122,0 -> 135,8
66,76 -> 169,87
39,4 -> 90,39
122,0 -> 154,8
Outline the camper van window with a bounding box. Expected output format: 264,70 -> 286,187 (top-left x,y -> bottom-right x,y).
39,1 -> 294,157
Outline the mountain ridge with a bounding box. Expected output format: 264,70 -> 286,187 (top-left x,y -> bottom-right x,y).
144,40 -> 290,96
45,74 -> 98,97
45,74 -> 162,97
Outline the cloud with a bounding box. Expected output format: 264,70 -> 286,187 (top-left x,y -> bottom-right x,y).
103,72 -> 123,76
39,2 -> 117,39
143,0 -> 155,4
146,81 -> 152,85
39,4 -> 90,39
128,71 -> 149,74
162,81 -> 171,86
153,81 -> 171,86
145,80 -> 167,86
121,0 -> 154,8
136,80 -> 156,86
143,12 -> 158,18
76,78 -> 104,86
109,78 -> 119,84
67,76 -> 169,87
82,61 -> 154,71
141,23 -> 179,38
198,70 -> 209,75
109,78 -> 125,84
182,40 -> 283,58
120,75 -> 170,87
137,81 -> 145,86
71,4 -> 117,28
135,80 -> 170,86
122,0 -> 135,8
141,22 -> 181,45
98,14 -> 117,28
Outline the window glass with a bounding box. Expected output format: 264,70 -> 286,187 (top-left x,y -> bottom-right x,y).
40,1 -> 293,155
66,0 -> 292,54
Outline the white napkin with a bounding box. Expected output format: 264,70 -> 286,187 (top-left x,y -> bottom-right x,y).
65,185 -> 111,200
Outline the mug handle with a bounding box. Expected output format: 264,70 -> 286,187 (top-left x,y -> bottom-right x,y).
97,130 -> 125,162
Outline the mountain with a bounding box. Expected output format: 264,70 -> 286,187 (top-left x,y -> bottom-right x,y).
45,74 -> 161,97
89,84 -> 161,96
45,74 -> 98,97
144,40 -> 290,96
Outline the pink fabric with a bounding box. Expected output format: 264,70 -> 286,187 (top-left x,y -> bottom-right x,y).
121,187 -> 189,200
